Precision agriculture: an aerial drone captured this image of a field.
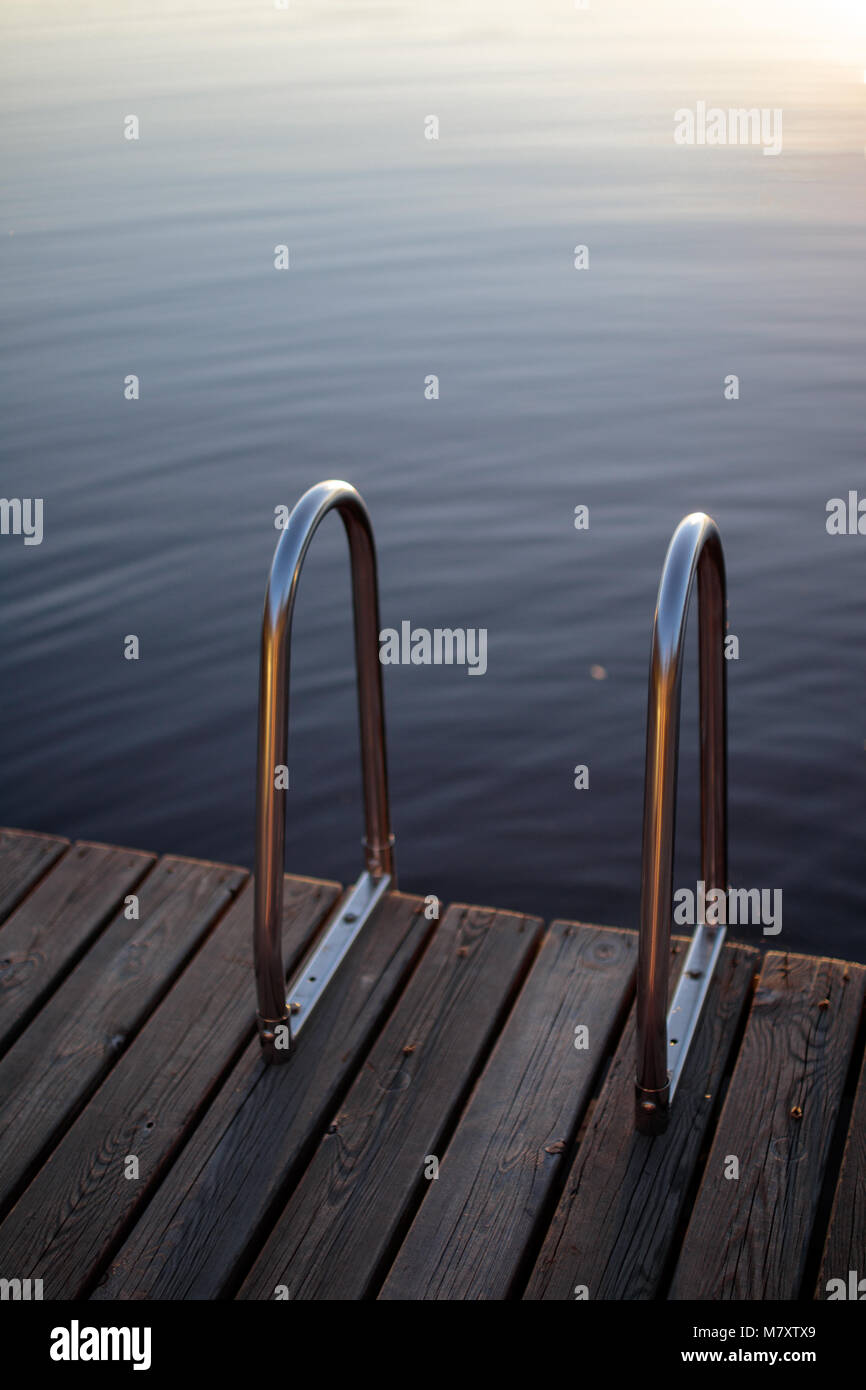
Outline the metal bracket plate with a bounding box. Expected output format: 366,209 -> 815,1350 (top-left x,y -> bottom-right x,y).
284,870 -> 392,1044
666,920 -> 727,1102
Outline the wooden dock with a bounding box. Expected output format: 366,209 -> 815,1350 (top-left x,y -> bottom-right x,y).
0,824 -> 863,1302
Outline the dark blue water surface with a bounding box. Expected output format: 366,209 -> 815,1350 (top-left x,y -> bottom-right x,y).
2,2 -> 864,957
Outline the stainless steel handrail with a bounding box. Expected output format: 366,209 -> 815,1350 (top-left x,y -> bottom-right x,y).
635,512 -> 727,1134
254,479 -> 395,1062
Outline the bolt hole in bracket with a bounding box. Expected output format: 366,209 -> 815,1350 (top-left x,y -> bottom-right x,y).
253,481 -> 396,1062
635,513 -> 728,1135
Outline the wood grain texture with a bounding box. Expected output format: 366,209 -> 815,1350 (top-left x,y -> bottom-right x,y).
0,828 -> 68,925
0,873 -> 340,1299
379,920 -> 638,1301
669,951 -> 866,1300
0,854 -> 245,1217
240,904 -> 544,1301
92,890 -> 430,1301
0,841 -> 154,1055
525,940 -> 758,1301
816,1043 -> 866,1298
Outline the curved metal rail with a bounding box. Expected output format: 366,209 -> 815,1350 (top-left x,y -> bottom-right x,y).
635,512 -> 728,1134
254,480 -> 395,1062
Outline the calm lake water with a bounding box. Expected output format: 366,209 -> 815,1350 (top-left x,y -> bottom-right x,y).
2,0 -> 864,958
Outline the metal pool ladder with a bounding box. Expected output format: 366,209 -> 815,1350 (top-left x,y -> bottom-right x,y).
254,479 -> 395,1062
635,512 -> 728,1135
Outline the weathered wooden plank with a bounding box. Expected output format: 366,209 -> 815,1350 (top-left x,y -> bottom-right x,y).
525,940 -> 758,1301
0,854 -> 246,1218
816,1042 -> 866,1299
0,841 -> 154,1055
669,951 -> 866,1300
0,873 -> 340,1299
0,828 -> 68,925
378,920 -> 637,1302
92,890 -> 430,1300
240,904 -> 544,1301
